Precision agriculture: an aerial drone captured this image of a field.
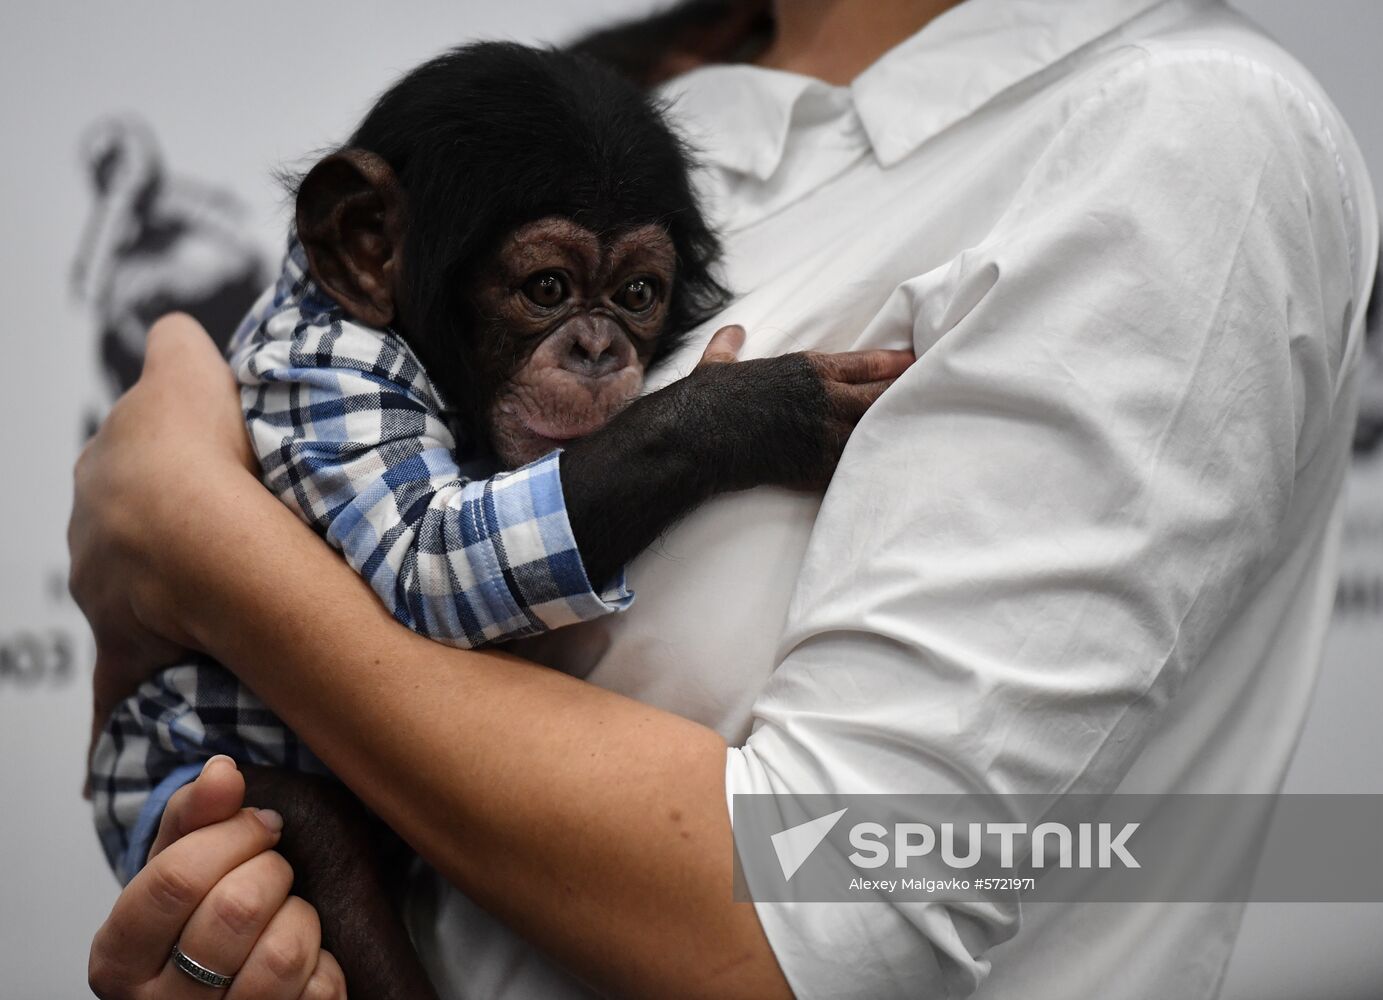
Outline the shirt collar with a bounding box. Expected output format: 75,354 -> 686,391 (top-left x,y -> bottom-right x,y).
660,66 -> 829,182
661,0 -> 1197,177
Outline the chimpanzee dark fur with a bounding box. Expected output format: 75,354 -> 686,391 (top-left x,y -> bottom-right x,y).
293,41 -> 727,431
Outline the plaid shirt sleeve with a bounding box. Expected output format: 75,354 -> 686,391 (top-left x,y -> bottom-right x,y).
91,657 -> 332,883
234,275 -> 633,647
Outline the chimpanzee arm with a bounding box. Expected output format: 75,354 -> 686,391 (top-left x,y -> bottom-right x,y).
239,765 -> 440,1000
562,338 -> 915,588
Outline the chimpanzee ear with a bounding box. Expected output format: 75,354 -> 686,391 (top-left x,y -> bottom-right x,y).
296,148 -> 405,328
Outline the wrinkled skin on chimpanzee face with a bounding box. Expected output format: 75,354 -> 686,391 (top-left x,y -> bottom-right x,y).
468,217 -> 677,467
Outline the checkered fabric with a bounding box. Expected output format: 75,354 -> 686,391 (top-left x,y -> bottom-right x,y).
91,238 -> 633,882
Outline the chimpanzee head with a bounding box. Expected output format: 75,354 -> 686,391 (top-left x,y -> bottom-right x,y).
292,41 -> 727,465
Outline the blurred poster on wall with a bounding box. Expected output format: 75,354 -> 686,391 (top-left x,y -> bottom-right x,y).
1341,303 -> 1383,629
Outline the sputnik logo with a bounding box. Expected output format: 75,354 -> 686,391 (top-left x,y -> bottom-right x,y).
770,808 -> 848,881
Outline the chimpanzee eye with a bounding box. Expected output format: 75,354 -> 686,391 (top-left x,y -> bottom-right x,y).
616,277 -> 658,313
522,271 -> 567,308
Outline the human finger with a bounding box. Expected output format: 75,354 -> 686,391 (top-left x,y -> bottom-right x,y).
174,850 -> 295,988
93,807 -> 283,984
141,312 -> 235,380
150,756 -> 247,860
696,324 -> 746,367
140,313 -> 256,473
225,895 -> 322,1000
297,951 -> 349,1000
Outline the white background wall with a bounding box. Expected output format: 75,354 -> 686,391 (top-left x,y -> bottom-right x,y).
0,2 -> 1378,997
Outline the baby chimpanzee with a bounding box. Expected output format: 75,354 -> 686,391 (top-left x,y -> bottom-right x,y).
91,42 -> 908,996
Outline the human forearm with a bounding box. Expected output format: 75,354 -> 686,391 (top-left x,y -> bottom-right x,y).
162,462 -> 788,999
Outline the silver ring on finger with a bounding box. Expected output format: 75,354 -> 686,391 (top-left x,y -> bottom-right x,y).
171,943 -> 236,989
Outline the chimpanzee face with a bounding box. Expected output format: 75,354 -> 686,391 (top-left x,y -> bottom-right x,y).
468,217 -> 677,466
293,40 -> 728,470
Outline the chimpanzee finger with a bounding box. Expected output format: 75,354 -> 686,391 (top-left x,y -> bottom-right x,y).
695,325 -> 746,367
822,377 -> 905,422
810,348 -> 915,385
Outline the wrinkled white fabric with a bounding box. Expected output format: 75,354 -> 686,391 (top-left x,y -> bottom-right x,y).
410,2 -> 1378,997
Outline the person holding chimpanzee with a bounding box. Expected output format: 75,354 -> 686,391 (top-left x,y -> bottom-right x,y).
78,0 -> 1377,997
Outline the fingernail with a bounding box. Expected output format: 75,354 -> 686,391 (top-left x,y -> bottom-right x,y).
254,808 -> 284,833
204,754 -> 236,775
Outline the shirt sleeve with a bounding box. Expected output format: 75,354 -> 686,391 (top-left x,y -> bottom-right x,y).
235,316 -> 632,648
727,47 -> 1366,998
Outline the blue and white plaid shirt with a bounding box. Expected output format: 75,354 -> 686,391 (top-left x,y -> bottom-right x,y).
91,238 -> 633,881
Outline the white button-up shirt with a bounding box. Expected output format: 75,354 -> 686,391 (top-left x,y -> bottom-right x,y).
411,1 -> 1379,996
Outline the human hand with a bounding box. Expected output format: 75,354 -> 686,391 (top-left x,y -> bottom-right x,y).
688,324 -> 915,490
69,313 -> 256,738
89,756 -> 347,999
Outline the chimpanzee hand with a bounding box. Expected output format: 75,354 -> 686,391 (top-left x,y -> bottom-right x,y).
687,324 -> 916,491
560,325 -> 915,588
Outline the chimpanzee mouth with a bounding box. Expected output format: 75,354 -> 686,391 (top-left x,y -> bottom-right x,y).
520,413 -> 611,443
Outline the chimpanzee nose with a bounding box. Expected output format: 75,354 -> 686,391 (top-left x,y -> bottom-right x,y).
563,325 -> 622,377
